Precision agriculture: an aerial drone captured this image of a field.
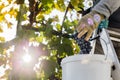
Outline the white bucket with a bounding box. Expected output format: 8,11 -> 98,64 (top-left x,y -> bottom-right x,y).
61,54 -> 113,80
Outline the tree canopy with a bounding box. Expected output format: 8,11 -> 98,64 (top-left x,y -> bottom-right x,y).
0,0 -> 93,79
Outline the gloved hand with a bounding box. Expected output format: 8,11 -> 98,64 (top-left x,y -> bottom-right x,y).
77,11 -> 104,41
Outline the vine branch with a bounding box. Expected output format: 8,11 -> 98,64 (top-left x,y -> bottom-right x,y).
60,2 -> 70,34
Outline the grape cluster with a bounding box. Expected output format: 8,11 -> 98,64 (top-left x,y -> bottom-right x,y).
72,33 -> 92,54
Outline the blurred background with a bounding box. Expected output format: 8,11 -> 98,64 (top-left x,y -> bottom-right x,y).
0,0 -> 93,80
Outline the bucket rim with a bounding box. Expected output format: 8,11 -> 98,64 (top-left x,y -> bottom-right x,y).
61,54 -> 113,66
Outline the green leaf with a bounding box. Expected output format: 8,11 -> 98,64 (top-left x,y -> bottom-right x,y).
56,24 -> 61,31
41,59 -> 57,78
71,0 -> 84,11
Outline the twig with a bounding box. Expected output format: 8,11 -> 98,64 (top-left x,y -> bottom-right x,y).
60,2 -> 70,34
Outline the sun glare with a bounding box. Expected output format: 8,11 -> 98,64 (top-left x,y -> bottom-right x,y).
22,54 -> 32,63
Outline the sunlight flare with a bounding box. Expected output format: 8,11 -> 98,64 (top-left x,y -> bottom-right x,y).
22,53 -> 32,63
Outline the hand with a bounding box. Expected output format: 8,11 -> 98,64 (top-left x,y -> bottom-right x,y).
77,11 -> 104,41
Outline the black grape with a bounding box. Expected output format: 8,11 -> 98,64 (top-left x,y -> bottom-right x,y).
72,33 -> 92,54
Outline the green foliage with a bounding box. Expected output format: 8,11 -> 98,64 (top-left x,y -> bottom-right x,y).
40,0 -> 54,14
0,0 -> 85,79
41,59 -> 57,79
63,19 -> 78,33
55,0 -> 66,11
71,0 -> 84,11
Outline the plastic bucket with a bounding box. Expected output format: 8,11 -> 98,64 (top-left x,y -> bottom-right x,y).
61,54 -> 113,80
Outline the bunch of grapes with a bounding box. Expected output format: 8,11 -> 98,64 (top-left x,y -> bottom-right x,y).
72,32 -> 92,54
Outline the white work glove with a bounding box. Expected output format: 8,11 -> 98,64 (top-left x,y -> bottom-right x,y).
77,11 -> 104,41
